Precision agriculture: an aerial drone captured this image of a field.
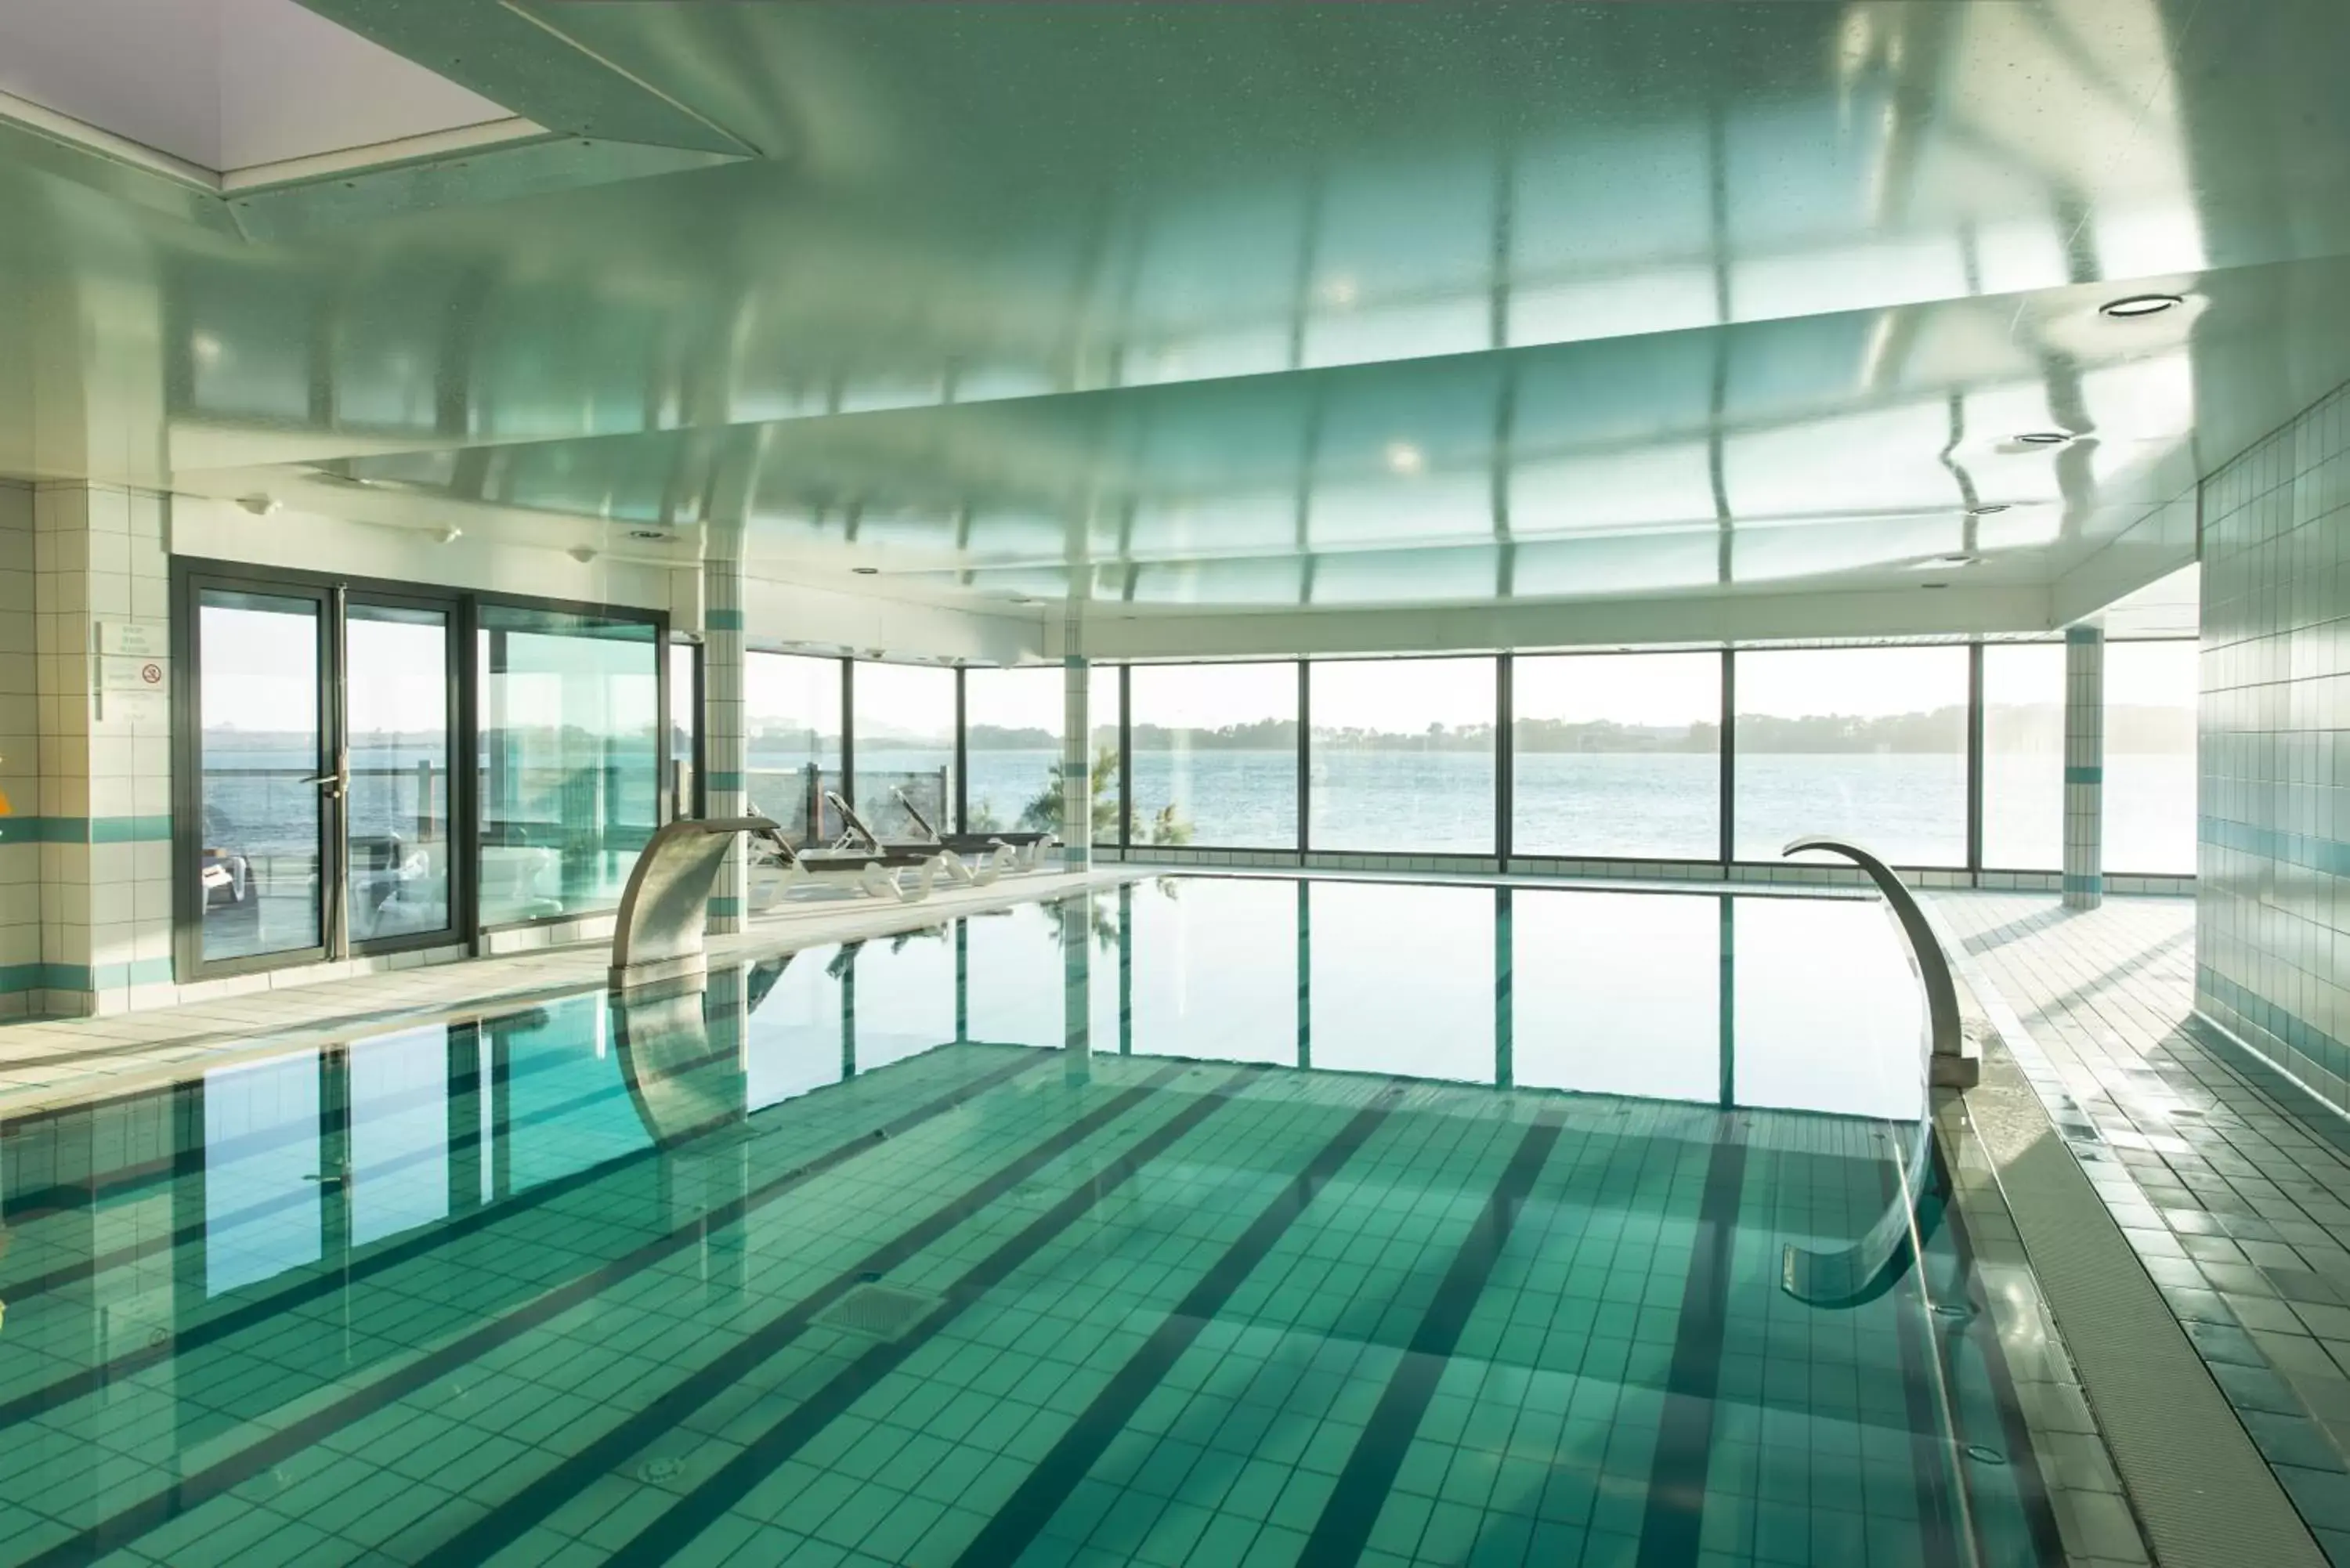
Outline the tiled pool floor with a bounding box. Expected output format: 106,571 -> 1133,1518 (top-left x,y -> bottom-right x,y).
0,878 -> 2160,1567
3,1043 -> 2063,1566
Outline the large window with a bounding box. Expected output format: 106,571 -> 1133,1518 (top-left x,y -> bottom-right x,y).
852,662 -> 955,839
1310,658 -> 1495,854
477,605 -> 660,926
1094,665 -> 1121,844
1981,643 -> 2065,870
1129,663 -> 1298,847
668,641 -> 700,820
2106,640 -> 2197,874
964,666 -> 1063,834
1734,647 -> 1969,865
1513,652 -> 1719,860
745,652 -> 842,846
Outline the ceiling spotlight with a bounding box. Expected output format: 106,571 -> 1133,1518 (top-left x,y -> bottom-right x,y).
2016,432 -> 2071,445
436,525 -> 462,545
1922,582 -> 1950,591
1932,553 -> 1978,567
235,493 -> 280,517
2099,293 -> 2182,319
1010,594 -> 1036,605
567,545 -> 598,565
627,529 -> 666,541
1966,503 -> 2009,515
851,565 -> 879,576
1385,441 -> 1426,475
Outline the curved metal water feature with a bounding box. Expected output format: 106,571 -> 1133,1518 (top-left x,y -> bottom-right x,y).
1777,836 -> 1972,1309
609,815 -> 785,991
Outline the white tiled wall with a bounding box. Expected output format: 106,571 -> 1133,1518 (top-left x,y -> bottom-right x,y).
27,483 -> 175,1018
0,483 -> 37,1017
2199,378 -> 2350,1106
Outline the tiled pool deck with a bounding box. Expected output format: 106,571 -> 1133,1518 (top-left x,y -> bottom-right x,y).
1928,891 -> 2350,1566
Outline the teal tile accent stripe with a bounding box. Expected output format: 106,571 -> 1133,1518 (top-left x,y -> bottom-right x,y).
2063,766 -> 2102,785
0,958 -> 173,994
2203,816 -> 2350,878
2066,624 -> 2102,644
706,895 -> 742,917
707,770 -> 744,792
707,608 -> 744,630
2203,965 -> 2350,1092
0,815 -> 172,844
2062,873 -> 2104,896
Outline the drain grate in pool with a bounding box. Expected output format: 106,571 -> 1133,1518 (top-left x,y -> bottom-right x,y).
821,1284 -> 940,1340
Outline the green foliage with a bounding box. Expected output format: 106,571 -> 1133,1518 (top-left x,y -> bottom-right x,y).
1019,744 -> 1192,844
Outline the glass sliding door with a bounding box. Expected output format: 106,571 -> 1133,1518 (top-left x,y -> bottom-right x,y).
345,602 -> 454,945
194,587 -> 330,965
476,605 -> 661,927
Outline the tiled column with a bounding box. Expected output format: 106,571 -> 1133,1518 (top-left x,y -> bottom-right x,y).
1061,654 -> 1091,869
30,485 -> 175,1016
2063,624 -> 2106,910
0,485 -> 36,1015
703,548 -> 747,934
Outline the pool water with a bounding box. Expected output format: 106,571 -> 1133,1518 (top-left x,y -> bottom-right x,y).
0,878 -> 2070,1566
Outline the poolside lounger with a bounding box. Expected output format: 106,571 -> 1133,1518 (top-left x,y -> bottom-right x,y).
823,791 -> 1013,886
835,786 -> 1054,873
890,789 -> 1060,872
747,830 -> 942,910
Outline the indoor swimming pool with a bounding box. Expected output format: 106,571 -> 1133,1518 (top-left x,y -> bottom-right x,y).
0,879 -> 2076,1566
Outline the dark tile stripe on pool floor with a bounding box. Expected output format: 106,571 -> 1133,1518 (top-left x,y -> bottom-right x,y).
15,1048 -> 1097,1567
0,1019 -> 748,1314
1296,1104 -> 1571,1567
1634,1124 -> 1748,1568
598,1065 -> 1268,1566
953,1087 -> 1405,1566
0,1045 -> 1047,1439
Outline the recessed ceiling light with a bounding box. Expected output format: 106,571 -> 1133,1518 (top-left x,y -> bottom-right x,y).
1385,441 -> 1426,475
2016,432 -> 2072,445
1966,503 -> 2009,515
2100,293 -> 2182,319
1921,582 -> 1950,591
627,529 -> 666,541
851,566 -> 879,575
1933,554 -> 1978,567
1319,275 -> 1359,308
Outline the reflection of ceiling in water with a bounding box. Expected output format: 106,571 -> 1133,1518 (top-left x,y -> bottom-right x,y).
7,0 -> 2349,616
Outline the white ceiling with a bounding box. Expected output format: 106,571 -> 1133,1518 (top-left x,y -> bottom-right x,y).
0,0 -> 509,173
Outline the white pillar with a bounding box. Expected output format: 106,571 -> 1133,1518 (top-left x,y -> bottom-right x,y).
703,549 -> 747,934
1061,653 -> 1091,869
2063,625 -> 2104,910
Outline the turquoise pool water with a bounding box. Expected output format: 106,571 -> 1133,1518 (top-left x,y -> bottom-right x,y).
0,879 -> 2067,1566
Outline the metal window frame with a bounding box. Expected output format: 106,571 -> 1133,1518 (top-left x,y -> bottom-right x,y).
170,556 -> 669,984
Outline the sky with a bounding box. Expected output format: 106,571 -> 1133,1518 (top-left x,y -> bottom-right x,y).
202,602 -> 2199,741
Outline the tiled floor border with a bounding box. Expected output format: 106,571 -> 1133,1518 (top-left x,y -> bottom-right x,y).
1926,901 -> 2330,1566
